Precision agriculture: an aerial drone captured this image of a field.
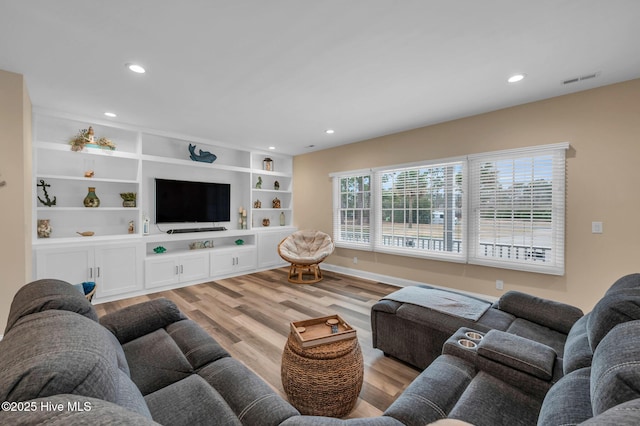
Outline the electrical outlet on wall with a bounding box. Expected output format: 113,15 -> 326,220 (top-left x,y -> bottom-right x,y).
353,257 -> 358,264
496,280 -> 504,290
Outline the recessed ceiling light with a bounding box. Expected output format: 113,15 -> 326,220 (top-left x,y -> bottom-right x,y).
268,146 -> 275,150
507,74 -> 526,83
126,63 -> 146,74
104,112 -> 117,118
325,129 -> 335,134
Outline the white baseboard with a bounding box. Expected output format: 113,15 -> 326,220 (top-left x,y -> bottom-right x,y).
322,263 -> 497,302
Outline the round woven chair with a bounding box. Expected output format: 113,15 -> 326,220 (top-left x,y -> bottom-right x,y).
278,230 -> 335,284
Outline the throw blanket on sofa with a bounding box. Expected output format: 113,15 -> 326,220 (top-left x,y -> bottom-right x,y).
383,287 -> 491,321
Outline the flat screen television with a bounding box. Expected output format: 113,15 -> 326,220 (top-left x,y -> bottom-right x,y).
155,178 -> 231,224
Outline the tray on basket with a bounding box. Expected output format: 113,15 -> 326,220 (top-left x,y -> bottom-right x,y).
290,314 -> 356,348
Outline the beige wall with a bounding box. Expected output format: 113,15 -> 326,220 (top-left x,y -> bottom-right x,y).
0,69 -> 32,332
293,79 -> 640,312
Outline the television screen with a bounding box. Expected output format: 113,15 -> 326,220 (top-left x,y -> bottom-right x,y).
155,178 -> 231,223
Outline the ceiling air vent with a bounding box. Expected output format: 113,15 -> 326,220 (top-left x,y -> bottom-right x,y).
562,72 -> 599,85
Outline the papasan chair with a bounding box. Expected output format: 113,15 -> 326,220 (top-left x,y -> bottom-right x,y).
278,230 -> 335,284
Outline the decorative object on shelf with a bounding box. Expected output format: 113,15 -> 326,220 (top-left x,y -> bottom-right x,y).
189,240 -> 214,250
70,126 -> 116,151
37,219 -> 52,238
262,218 -> 270,227
120,192 -> 137,207
272,197 -> 281,208
37,179 -> 56,207
128,220 -> 135,234
83,158 -> 95,178
280,211 -> 286,226
254,199 -> 261,208
235,239 -> 244,245
153,246 -> 167,254
274,180 -> 280,190
83,187 -> 100,207
238,207 -> 247,230
263,157 -> 273,171
255,176 -> 262,189
143,215 -> 150,235
76,231 -> 95,237
188,144 -> 217,163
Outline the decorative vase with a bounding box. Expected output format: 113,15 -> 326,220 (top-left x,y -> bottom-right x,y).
262,218 -> 270,227
83,187 -> 100,207
263,157 -> 273,171
272,197 -> 281,208
280,211 -> 285,226
37,219 -> 52,238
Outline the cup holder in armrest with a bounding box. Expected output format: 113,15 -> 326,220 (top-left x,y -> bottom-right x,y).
458,339 -> 477,349
464,331 -> 484,341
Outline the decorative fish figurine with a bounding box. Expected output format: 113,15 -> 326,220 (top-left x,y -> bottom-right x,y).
188,144 -> 217,163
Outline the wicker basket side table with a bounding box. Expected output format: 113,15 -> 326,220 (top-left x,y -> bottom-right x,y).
281,333 -> 364,417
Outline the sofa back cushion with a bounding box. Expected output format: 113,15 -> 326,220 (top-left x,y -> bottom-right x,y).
4,279 -> 98,333
562,314 -> 593,375
586,288 -> 640,351
604,273 -> 640,296
0,310 -> 151,419
590,319 -> 640,416
498,291 -> 583,334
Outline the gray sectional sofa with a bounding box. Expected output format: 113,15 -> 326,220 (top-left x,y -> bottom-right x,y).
2,275 -> 640,425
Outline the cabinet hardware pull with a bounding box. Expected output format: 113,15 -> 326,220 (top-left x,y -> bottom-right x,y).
175,266 -> 179,275
89,268 -> 93,279
180,265 -> 184,274
97,267 -> 100,278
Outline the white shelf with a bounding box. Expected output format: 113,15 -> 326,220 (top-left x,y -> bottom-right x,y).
34,234 -> 142,246
251,169 -> 292,178
37,207 -> 140,212
36,174 -> 138,184
141,154 -> 250,173
34,141 -> 139,159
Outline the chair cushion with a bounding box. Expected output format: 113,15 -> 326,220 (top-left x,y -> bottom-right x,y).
587,288 -> 640,351
278,230 -> 334,264
497,291 -> 583,334
604,273 -> 640,296
562,314 -> 593,375
537,367 -> 592,426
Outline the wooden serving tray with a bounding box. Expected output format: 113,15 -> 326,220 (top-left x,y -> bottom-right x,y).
290,314 -> 356,348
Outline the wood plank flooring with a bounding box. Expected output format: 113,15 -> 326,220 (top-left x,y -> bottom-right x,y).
94,268 -> 421,419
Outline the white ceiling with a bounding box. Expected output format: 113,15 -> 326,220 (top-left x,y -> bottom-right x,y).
1,1 -> 639,156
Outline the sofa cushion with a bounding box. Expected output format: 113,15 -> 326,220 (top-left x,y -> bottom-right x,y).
123,328 -> 193,395
448,371 -> 542,426
604,273 -> 640,296
497,291 -> 583,334
100,298 -> 187,344
384,354 -> 476,425
0,310 -> 150,419
166,319 -> 229,370
145,375 -> 241,426
4,278 -> 98,333
537,367 -> 592,426
505,318 -> 567,358
562,314 -> 593,375
198,357 -> 300,426
591,320 -> 640,416
587,288 -> 640,351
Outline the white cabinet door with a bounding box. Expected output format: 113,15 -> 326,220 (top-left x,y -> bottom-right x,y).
145,256 -> 180,289
180,252 -> 210,283
258,230 -> 292,268
95,243 -> 143,298
36,246 -> 93,284
210,249 -> 237,276
236,248 -> 257,273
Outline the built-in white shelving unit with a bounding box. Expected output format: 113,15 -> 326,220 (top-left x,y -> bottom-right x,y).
32,110 -> 294,302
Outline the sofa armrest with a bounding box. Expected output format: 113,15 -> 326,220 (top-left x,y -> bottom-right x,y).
477,329 -> 557,380
99,298 -> 187,344
497,291 -> 583,334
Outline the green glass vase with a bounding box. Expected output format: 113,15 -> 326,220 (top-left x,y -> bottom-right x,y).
83,187 -> 100,208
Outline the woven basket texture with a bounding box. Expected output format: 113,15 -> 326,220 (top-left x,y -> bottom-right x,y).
281,334 -> 364,417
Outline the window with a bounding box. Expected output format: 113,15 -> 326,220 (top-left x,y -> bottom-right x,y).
331,143 -> 568,275
374,160 -> 465,262
468,144 -> 567,274
332,172 -> 372,250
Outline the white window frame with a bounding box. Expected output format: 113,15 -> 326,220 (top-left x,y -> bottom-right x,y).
330,142 -> 568,275
331,170 -> 374,251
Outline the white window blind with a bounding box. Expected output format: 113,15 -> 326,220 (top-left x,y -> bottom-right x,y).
374,160 -> 465,261
332,172 -> 373,250
468,143 -> 568,275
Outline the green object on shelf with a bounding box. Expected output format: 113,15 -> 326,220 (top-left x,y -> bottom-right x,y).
235,239 -> 244,245
153,246 -> 167,253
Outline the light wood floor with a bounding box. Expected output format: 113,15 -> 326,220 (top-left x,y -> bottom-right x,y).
95,268 -> 420,419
